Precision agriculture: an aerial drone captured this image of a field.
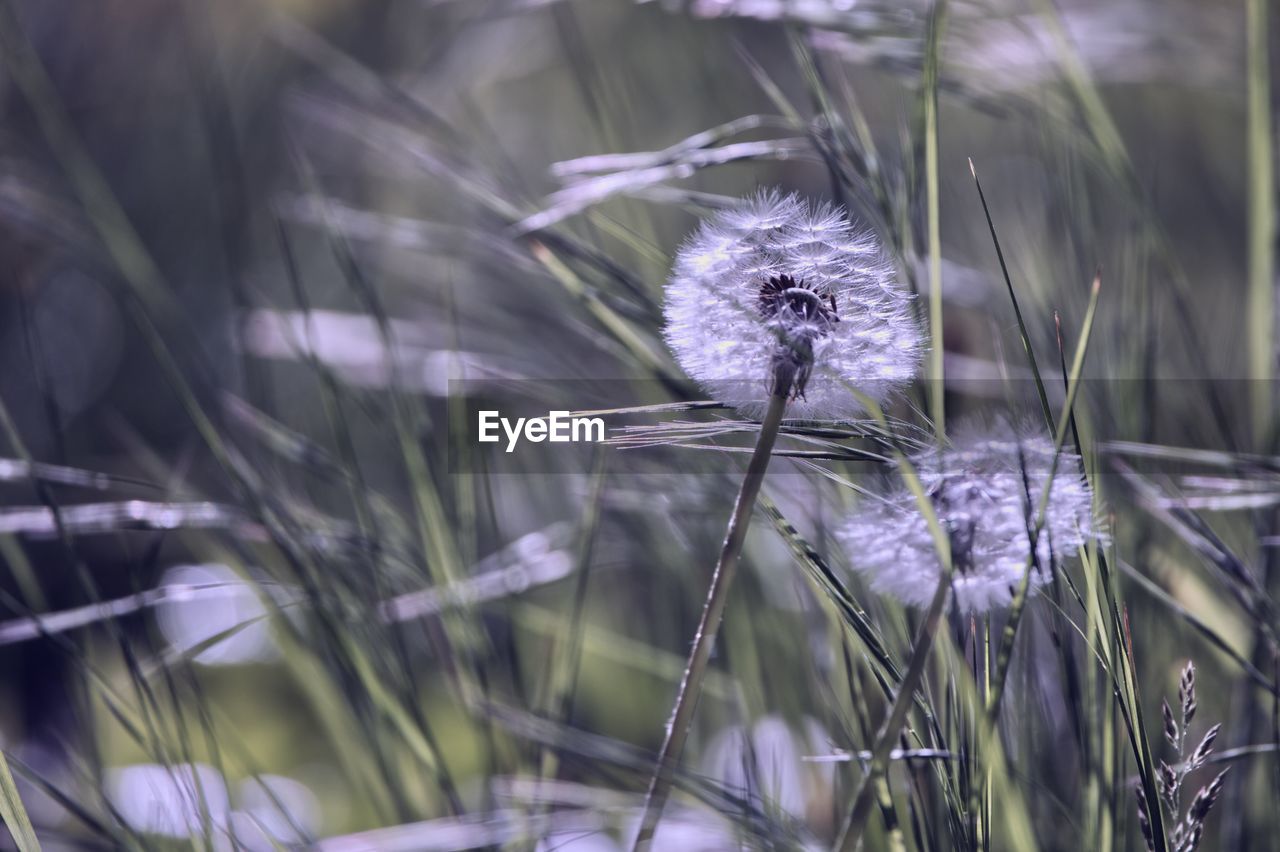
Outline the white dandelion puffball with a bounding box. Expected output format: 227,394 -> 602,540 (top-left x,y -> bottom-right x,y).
663,191 -> 923,420
840,426 -> 1103,613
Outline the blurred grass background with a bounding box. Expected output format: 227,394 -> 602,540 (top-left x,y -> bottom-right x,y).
0,0 -> 1276,849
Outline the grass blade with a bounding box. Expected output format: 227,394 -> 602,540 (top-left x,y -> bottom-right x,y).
1247,0 -> 1274,444
0,751 -> 40,851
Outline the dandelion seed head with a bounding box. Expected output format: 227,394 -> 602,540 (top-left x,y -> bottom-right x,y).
664,191 -> 922,420
839,423 -> 1105,613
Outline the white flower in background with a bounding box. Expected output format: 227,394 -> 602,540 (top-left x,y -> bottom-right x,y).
620,807 -> 823,852
108,764 -> 322,848
232,775 -> 323,850
107,763 -> 230,838
702,715 -> 835,829
535,830 -> 621,852
157,564 -> 279,666
663,191 -> 922,420
840,425 -> 1103,612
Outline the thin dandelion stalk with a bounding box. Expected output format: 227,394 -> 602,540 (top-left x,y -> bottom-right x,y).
834,566 -> 953,852
631,383 -> 791,850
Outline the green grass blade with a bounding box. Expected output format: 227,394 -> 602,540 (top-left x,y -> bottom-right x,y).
1247,0 -> 1274,445
0,751 -> 40,851
968,158 -> 1054,430
923,0 -> 948,436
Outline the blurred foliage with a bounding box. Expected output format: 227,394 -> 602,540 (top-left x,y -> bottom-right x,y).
0,0 -> 1276,850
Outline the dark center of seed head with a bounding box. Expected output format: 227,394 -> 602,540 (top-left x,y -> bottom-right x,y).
757,274 -> 839,329
757,274 -> 839,401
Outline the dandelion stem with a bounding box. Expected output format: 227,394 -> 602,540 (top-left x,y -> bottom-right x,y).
833,568 -> 952,852
630,383 -> 791,850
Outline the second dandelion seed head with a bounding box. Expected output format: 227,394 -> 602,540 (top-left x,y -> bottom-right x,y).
840,425 -> 1105,613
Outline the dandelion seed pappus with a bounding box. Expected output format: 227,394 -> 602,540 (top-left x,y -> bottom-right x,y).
663,190 -> 922,419
841,424 -> 1106,612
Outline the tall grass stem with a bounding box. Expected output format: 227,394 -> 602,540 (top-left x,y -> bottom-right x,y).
924,0 -> 948,436
1247,0 -> 1274,446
